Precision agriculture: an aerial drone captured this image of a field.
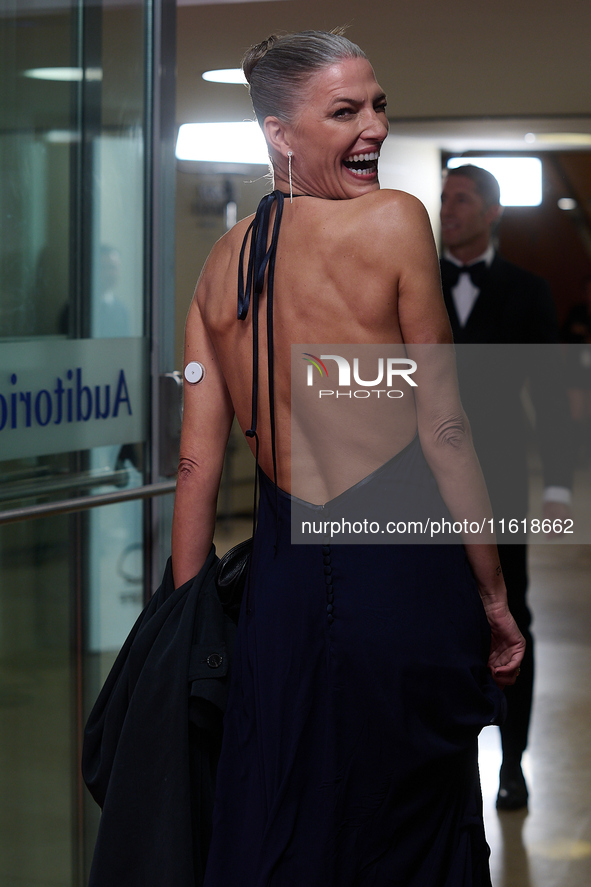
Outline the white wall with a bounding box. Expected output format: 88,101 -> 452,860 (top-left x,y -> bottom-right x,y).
378,137 -> 442,245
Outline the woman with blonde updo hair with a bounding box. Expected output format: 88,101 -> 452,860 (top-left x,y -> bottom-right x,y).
172,29 -> 524,886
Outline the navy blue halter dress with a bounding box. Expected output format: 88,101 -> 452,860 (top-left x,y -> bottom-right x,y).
202,193 -> 505,887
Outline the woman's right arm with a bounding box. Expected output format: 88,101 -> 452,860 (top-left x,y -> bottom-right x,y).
171,281 -> 234,588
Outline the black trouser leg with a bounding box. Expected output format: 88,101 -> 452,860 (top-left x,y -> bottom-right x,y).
497,544 -> 533,762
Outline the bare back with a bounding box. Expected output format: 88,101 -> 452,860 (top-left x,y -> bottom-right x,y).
195,189 -> 449,501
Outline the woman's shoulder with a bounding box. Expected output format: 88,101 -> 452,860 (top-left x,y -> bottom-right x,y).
318,190 -> 431,249
332,190 -> 433,260
208,213 -> 254,265
353,188 -> 430,226
195,214 -> 254,298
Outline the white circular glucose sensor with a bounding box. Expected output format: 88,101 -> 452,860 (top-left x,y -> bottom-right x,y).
184,361 -> 205,383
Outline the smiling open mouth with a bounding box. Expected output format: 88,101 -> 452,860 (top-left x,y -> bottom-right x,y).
343,151 -> 379,177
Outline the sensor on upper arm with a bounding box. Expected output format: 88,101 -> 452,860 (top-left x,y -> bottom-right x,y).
184,361 -> 205,383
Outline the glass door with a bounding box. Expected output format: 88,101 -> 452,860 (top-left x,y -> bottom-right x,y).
0,0 -> 176,883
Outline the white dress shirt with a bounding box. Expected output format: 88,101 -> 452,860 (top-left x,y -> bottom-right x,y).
443,245 -> 495,327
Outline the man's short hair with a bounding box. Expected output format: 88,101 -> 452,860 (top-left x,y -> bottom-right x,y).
445,164 -> 501,208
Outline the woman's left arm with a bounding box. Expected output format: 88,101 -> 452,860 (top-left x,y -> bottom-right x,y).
384,192 -> 525,685
171,285 -> 234,588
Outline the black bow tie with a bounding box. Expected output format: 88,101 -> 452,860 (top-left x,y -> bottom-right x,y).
440,258 -> 488,290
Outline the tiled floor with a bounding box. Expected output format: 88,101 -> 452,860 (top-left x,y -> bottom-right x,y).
480,543 -> 591,887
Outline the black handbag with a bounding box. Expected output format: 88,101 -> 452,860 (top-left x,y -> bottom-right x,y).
215,537 -> 253,624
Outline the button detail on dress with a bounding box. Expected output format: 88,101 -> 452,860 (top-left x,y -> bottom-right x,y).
206,653 -> 223,669
322,546 -> 335,624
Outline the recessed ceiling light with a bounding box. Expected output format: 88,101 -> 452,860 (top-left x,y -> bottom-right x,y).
23,67 -> 102,82
524,132 -> 591,146
202,69 -> 247,85
557,197 -> 577,211
45,130 -> 80,144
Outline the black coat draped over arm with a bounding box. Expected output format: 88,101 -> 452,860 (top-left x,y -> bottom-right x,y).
82,547 -> 235,887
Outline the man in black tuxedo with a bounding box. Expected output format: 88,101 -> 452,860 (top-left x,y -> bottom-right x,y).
439,165 -> 573,810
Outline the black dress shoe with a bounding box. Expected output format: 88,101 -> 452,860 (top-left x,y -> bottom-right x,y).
496,761 -> 529,811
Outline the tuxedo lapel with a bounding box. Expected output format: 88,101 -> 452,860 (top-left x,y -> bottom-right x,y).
459,275 -> 496,340
467,256 -> 511,341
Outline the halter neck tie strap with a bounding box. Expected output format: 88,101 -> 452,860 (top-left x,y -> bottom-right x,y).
237,190 -> 285,552
237,190 -> 285,322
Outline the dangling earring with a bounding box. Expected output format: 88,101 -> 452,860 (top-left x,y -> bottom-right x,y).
287,151 -> 293,203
